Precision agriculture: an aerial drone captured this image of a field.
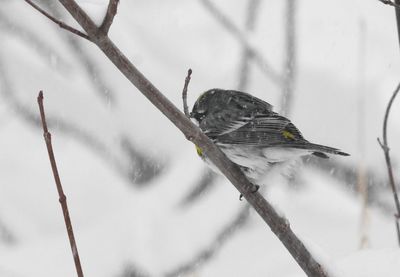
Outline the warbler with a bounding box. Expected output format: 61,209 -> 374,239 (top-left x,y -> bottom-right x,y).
190,89 -> 349,195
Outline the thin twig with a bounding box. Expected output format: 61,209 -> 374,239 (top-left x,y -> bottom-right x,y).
378,0 -> 400,9
199,0 -> 282,86
37,91 -> 84,277
182,69 -> 192,118
100,0 -> 120,34
24,0 -> 90,41
34,1 -> 330,275
378,82 -> 400,246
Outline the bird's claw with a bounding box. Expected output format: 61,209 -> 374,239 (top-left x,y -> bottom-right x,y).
239,184 -> 260,201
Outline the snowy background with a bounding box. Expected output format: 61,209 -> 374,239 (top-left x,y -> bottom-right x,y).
0,0 -> 400,276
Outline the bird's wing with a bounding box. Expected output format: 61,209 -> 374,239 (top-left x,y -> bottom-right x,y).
198,92 -> 273,136
212,114 -> 307,146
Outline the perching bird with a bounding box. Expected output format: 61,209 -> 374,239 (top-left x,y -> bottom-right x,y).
190,89 -> 349,196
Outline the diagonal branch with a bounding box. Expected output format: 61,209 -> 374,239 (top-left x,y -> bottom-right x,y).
100,0 -> 120,34
378,82 -> 400,246
30,1 -> 329,276
37,91 -> 84,277
24,0 -> 90,41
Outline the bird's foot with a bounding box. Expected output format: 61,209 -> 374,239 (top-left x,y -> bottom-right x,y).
239,184 -> 260,201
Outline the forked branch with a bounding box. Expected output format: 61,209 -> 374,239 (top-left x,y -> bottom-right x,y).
37,91 -> 84,277
100,0 -> 120,34
378,82 -> 400,246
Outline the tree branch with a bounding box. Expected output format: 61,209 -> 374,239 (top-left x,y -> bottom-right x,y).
24,0 -> 90,41
37,91 -> 84,277
31,1 -> 329,276
378,82 -> 400,246
100,0 -> 120,34
181,68 -> 192,118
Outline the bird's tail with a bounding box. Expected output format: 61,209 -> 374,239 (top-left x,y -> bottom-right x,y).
278,142 -> 349,158
305,142 -> 349,159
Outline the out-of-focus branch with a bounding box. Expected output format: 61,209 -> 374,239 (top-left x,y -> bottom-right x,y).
0,56 -> 158,187
179,168 -> 217,206
29,1 -> 330,275
24,0 -> 90,41
37,91 -> 84,277
199,0 -> 282,86
0,10 -> 70,72
42,2 -> 116,104
356,19 -> 369,249
100,0 -> 120,34
165,205 -> 251,277
378,82 -> 400,246
182,69 -> 192,118
280,0 -> 297,116
0,220 -> 16,245
237,0 -> 261,91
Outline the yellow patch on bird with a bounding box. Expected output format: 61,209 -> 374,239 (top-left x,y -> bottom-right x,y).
195,145 -> 203,156
282,130 -> 295,140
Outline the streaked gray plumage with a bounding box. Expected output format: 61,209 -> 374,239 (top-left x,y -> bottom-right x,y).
191,89 -> 349,184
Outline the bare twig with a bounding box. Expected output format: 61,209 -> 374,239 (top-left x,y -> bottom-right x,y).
378,82 -> 400,246
378,0 -> 400,9
182,68 -> 192,118
281,0 -> 297,116
24,0 -> 90,41
31,1 -> 329,276
37,91 -> 84,277
199,0 -> 282,86
100,0 -> 120,34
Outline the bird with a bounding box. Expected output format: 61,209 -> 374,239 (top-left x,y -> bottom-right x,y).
190,89 -> 349,198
